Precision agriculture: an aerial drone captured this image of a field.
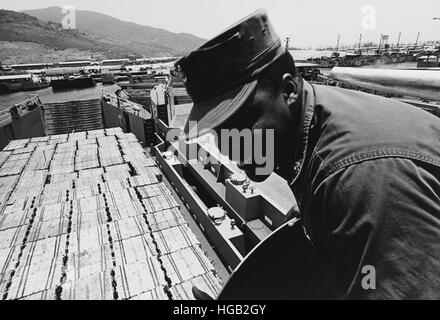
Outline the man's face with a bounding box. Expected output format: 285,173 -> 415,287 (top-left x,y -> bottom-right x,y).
215,83 -> 295,182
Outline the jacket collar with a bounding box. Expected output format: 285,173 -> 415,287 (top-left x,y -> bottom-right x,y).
289,80 -> 315,187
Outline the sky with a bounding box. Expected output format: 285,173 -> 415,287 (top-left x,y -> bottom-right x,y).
2,0 -> 440,48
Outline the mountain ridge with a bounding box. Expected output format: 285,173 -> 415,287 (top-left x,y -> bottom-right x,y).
0,7 -> 204,64
22,6 -> 205,57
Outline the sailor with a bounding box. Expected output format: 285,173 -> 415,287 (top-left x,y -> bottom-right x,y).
176,9 -> 440,299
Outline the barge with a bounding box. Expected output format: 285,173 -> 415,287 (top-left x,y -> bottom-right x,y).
0,77 -> 301,299
0,74 -> 50,94
1,70 -> 439,300
50,76 -> 96,91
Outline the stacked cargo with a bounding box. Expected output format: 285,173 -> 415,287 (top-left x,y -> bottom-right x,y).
0,151 -> 32,177
98,136 -> 124,168
0,127 -> 222,300
44,100 -> 103,135
24,144 -> 55,172
75,140 -> 99,171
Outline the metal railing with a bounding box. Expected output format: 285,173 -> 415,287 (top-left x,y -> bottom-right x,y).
102,93 -> 151,119
0,95 -> 41,126
0,108 -> 12,126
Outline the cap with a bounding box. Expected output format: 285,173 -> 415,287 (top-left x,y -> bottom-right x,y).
175,9 -> 286,139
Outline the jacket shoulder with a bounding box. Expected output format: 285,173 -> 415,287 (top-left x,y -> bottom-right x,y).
309,84 -> 440,176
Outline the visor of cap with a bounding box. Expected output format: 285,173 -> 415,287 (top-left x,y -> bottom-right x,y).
183,79 -> 257,140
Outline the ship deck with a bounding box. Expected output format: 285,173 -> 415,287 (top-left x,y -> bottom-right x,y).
0,127 -> 222,300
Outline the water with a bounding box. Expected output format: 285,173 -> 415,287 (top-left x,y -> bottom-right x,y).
360,62 -> 418,70
0,83 -> 120,112
0,60 -> 421,112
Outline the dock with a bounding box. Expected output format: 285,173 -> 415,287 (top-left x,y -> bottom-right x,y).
0,127 -> 222,300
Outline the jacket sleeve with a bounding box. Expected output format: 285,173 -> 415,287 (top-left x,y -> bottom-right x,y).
309,157 -> 440,299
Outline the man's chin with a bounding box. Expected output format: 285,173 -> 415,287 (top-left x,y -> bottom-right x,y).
241,166 -> 272,182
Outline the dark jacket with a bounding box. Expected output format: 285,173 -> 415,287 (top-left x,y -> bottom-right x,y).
290,81 -> 440,299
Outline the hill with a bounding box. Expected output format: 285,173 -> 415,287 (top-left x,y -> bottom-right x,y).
22,6 -> 204,57
1,10 -> 118,51
0,9 -> 138,62
0,41 -> 108,64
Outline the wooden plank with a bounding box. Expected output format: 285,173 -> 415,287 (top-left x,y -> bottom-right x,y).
0,225 -> 28,250
66,243 -> 112,282
114,259 -> 166,299
146,208 -> 186,232
0,245 -> 21,283
152,225 -> 200,255
0,208 -> 31,231
11,146 -> 35,155
19,287 -> 56,300
108,216 -> 149,241
128,173 -> 159,187
128,287 -> 169,300
112,235 -> 156,266
6,236 -> 64,299
142,194 -> 179,214
159,246 -> 216,285
170,273 -> 222,300
71,207 -> 106,232
3,139 -> 29,151
0,152 -> 12,168
100,179 -> 131,193
0,159 -> 29,177
27,216 -> 70,242
34,203 -> 66,223
136,183 -> 170,199
61,270 -> 114,300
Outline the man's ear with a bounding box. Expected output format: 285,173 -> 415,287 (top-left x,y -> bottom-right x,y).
281,73 -> 299,106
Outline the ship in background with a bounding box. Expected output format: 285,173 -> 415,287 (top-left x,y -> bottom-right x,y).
0,57 -> 176,95
0,74 -> 50,94
290,33 -> 440,69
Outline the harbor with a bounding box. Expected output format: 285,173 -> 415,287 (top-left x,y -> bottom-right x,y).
1,1 -> 440,303
0,68 -> 300,299
0,61 -> 439,299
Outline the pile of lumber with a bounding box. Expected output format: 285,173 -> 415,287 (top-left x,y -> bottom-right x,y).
0,127 -> 222,300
